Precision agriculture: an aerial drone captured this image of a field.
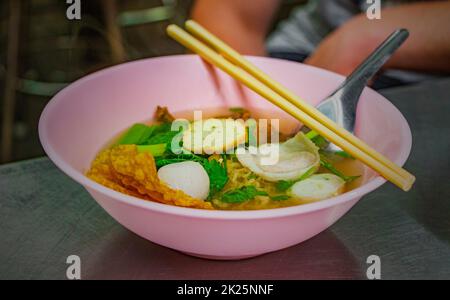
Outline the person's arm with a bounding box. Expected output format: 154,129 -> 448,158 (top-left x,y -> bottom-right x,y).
191,0 -> 281,56
306,1 -> 450,76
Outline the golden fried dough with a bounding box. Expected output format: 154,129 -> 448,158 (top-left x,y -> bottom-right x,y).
87,145 -> 213,210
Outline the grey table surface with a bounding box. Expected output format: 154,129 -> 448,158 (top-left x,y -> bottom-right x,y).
1,79 -> 450,280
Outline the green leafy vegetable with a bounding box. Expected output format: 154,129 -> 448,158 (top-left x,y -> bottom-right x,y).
306,130 -> 338,150
203,157 -> 229,200
247,173 -> 258,180
320,155 -> 360,183
221,186 -> 268,204
137,144 -> 167,157
155,153 -> 229,199
334,150 -> 355,160
144,122 -> 183,148
117,124 -> 156,145
311,135 -> 329,149
155,158 -> 188,167
270,195 -> 291,201
246,121 -> 258,147
306,131 -> 354,159
275,180 -> 295,192
117,122 -> 184,157
152,122 -> 172,134
276,166 -> 317,192
305,130 -> 319,140
228,153 -> 239,162
298,166 -> 318,181
155,153 -> 206,169
229,107 -> 245,114
146,130 -> 181,145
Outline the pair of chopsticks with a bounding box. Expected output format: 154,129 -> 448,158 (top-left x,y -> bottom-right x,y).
167,20 -> 416,191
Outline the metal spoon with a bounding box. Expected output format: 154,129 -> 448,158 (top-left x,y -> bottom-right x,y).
311,29 -> 410,153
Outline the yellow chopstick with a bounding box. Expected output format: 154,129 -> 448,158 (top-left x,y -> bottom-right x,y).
184,20 -> 415,188
166,24 -> 414,191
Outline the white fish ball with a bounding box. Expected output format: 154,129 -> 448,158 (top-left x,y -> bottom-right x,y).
157,161 -> 210,201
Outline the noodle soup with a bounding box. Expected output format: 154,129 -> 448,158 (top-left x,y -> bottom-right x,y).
87,107 -> 362,210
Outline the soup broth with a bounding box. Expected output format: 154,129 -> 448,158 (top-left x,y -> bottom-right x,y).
89,107 -> 363,211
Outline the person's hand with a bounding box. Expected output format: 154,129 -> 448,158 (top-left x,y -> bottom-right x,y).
305,15 -> 381,76
191,0 -> 281,56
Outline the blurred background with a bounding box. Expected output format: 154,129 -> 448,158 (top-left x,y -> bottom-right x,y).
0,0 -> 307,164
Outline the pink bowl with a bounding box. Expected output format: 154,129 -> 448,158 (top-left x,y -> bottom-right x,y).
39,55 -> 412,260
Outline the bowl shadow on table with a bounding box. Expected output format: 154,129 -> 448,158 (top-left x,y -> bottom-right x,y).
85,228 -> 364,280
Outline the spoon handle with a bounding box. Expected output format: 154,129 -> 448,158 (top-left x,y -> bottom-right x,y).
332,29 -> 410,101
